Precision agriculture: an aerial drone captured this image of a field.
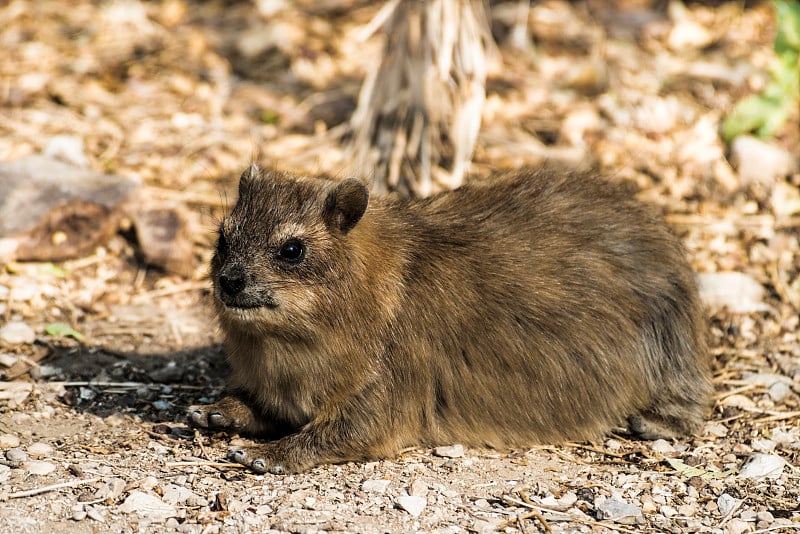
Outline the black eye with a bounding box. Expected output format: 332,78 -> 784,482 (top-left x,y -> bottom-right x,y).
277,239 -> 305,263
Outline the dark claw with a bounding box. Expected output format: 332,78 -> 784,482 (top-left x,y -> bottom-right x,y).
208,412 -> 226,426
251,459 -> 267,473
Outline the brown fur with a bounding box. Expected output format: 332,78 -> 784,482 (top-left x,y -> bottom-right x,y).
189,164 -> 711,474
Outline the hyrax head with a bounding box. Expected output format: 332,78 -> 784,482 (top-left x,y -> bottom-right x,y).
211,164 -> 369,331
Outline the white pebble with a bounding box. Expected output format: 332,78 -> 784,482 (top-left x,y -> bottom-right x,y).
739,453 -> 786,480
0,353 -> 18,367
6,448 -> 27,465
119,490 -> 178,521
27,441 -> 54,457
362,479 -> 390,493
23,460 -> 56,476
717,493 -> 740,517
0,322 -> 36,345
650,439 -> 675,454
396,495 -> 427,517
0,433 -> 20,448
434,444 -> 465,458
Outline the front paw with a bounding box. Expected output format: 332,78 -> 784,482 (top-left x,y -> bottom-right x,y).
188,404 -> 235,430
227,445 -> 304,475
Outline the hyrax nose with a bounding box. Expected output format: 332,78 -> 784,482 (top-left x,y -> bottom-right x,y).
219,265 -> 246,296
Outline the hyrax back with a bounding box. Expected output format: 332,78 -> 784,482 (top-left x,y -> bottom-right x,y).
190,164 -> 710,474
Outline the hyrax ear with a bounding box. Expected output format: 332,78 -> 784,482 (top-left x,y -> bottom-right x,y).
323,179 -> 369,234
238,163 -> 260,197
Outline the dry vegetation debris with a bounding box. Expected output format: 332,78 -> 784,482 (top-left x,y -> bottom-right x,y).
0,0 -> 799,532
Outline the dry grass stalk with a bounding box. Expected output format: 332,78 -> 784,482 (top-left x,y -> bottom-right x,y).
349,0 -> 491,197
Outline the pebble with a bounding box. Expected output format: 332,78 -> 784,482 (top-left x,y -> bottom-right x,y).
361,479 -> 391,494
650,439 -> 675,455
726,518 -> 751,534
659,505 -> 677,517
756,511 -> 774,524
738,453 -> 786,480
678,504 -> 697,517
596,498 -> 644,525
71,510 -> 87,521
697,272 -> 769,314
6,448 -> 27,465
94,478 -> 126,501
750,439 -> 776,452
0,464 -> 11,483
27,442 -> 54,457
396,495 -> 427,517
0,322 -> 36,345
768,382 -> 792,403
0,434 -> 21,448
730,135 -> 796,188
23,460 -> 57,475
85,505 -> 106,523
409,479 -> 428,497
717,493 -> 740,517
119,490 -> 178,521
44,135 -> 89,168
0,353 -> 18,367
433,444 -> 464,458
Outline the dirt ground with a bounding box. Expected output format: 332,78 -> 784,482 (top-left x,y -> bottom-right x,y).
1,1 -> 799,533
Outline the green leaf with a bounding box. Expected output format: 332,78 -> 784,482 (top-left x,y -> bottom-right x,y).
665,458 -> 733,480
721,94 -> 784,141
774,0 -> 800,55
45,322 -> 85,342
40,263 -> 70,278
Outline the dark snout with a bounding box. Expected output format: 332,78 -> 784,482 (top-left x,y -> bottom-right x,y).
216,262 -> 276,309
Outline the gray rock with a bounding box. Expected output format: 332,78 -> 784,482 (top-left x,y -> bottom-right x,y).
119,490 -> 178,521
161,483 -> 201,505
726,518 -> 751,534
697,272 -> 769,313
650,439 -> 675,455
596,498 -> 644,525
396,495 -> 427,517
0,353 -> 19,368
93,478 -> 126,501
131,205 -> 196,277
768,382 -> 792,403
730,135 -> 796,187
6,448 -> 27,466
717,493 -> 740,517
433,444 -> 465,458
0,322 -> 36,345
0,155 -> 140,261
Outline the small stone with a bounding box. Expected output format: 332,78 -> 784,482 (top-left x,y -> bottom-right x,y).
119,490 -> 178,521
0,322 -> 36,345
164,518 -> 180,529
255,504 -> 274,515
409,479 -> 428,497
659,505 -> 677,517
94,478 -> 127,501
739,453 -> 786,480
730,135 -> 796,188
756,511 -> 774,524
717,493 -> 740,517
44,135 -> 89,168
396,495 -> 427,517
361,478 -> 390,493
23,460 -> 57,475
71,510 -> 87,521
6,448 -> 27,465
751,439 -> 776,452
650,439 -> 675,454
697,272 -> 769,314
596,498 -> 644,525
668,19 -> 714,51
27,442 -> 54,457
768,382 -> 792,403
677,504 -> 697,517
0,434 -> 20,448
0,464 -> 11,483
720,394 -> 756,409
0,353 -> 18,367
85,505 -> 106,523
161,483 -> 200,506
704,422 -> 728,438
726,518 -> 751,534
433,444 -> 464,458
131,205 -> 196,277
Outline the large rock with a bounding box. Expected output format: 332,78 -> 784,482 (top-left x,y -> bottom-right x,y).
0,156 -> 140,261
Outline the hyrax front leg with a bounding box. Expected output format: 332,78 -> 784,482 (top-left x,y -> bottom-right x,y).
189,394 -> 275,435
228,391 -> 392,474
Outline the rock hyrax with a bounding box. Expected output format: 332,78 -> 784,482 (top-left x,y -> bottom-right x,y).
190,164 -> 710,474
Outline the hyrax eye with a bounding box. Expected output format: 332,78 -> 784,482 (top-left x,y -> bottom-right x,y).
277,239 -> 306,263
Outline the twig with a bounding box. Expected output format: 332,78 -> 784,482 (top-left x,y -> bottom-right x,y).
194,429 -> 211,461
164,461 -> 243,469
1,478 -> 99,500
59,381 -> 208,391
